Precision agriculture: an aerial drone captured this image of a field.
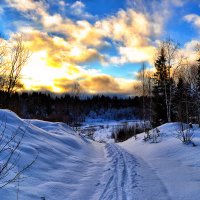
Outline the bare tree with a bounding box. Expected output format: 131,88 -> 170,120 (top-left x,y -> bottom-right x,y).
0,36 -> 30,106
71,81 -> 81,98
0,119 -> 37,189
136,63 -> 147,125
195,44 -> 200,126
177,122 -> 194,144
0,40 -> 8,88
135,63 -> 153,129
146,70 -> 153,124
71,81 -> 82,131
160,37 -> 181,122
177,53 -> 200,126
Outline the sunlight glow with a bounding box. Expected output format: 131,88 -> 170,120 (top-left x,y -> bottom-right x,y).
70,46 -> 82,57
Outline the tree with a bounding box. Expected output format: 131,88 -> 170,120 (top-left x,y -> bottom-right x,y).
162,38 -> 180,122
135,63 -> 153,129
152,47 -> 168,126
136,63 -> 147,125
0,36 -> 30,107
0,120 -> 37,189
174,76 -> 189,126
195,44 -> 200,126
179,55 -> 200,126
70,81 -> 82,131
152,38 -> 181,126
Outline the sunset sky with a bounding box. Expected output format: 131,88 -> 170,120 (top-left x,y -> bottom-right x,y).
0,0 -> 200,95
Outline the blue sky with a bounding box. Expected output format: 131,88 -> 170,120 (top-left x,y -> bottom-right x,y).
0,0 -> 200,94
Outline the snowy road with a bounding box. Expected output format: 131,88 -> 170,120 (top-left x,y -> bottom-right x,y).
97,144 -> 137,200
95,143 -> 170,200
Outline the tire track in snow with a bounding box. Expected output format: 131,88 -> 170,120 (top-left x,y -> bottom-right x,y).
98,143 -> 137,200
97,143 -> 171,200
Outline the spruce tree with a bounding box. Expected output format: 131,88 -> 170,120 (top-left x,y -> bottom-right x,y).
152,47 -> 168,126
196,58 -> 200,126
174,77 -> 186,123
196,59 -> 200,97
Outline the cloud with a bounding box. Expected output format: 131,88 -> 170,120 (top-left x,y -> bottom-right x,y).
7,0 -> 162,65
108,46 -> 156,65
18,29 -> 102,68
179,39 -> 200,62
7,0 -> 164,65
20,45 -> 138,95
4,0 -> 170,94
5,0 -> 38,12
41,13 -> 63,28
97,9 -> 156,45
54,74 -> 138,95
184,14 -> 200,28
12,29 -> 137,95
171,0 -> 186,7
70,1 -> 95,19
95,9 -> 159,64
59,20 -> 106,48
0,7 -> 4,15
71,1 -> 85,14
59,1 -> 66,7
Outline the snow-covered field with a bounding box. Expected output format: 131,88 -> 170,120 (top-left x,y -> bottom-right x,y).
1,110 -> 200,199
80,120 -> 141,142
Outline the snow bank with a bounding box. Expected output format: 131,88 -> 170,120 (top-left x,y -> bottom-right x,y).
120,122 -> 200,200
0,110 -> 105,200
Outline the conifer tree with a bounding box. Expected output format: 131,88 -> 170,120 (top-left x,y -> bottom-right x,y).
196,58 -> 200,126
174,77 -> 187,123
152,47 -> 168,126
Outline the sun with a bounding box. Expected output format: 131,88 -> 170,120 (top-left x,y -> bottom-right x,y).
70,46 -> 82,57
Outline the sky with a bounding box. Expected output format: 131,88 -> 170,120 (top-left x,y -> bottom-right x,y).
0,0 -> 200,95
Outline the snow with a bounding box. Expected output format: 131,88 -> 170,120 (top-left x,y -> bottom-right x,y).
97,143 -> 170,200
80,120 -> 141,142
120,122 -> 200,200
0,109 -> 105,200
2,109 -> 200,199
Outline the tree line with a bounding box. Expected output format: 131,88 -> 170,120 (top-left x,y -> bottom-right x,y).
0,91 -> 142,126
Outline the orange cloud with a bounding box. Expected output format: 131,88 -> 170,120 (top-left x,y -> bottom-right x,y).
19,29 -> 102,68
53,75 -> 138,95
6,1 -> 166,94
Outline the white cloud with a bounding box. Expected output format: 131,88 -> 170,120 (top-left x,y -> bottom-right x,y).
179,39 -> 200,62
184,14 -> 200,28
71,1 -> 85,10
59,1 -> 66,7
0,7 -> 4,15
95,9 -> 160,64
6,0 -> 40,12
70,1 -> 94,19
171,0 -> 185,7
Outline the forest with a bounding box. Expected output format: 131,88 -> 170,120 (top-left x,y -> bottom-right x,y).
0,91 -> 142,125
135,38 -> 200,129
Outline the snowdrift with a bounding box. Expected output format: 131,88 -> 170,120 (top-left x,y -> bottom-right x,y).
120,122 -> 200,200
0,109 -> 104,200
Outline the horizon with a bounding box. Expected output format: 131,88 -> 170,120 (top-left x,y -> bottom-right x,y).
0,0 -> 200,95
13,89 -> 137,99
